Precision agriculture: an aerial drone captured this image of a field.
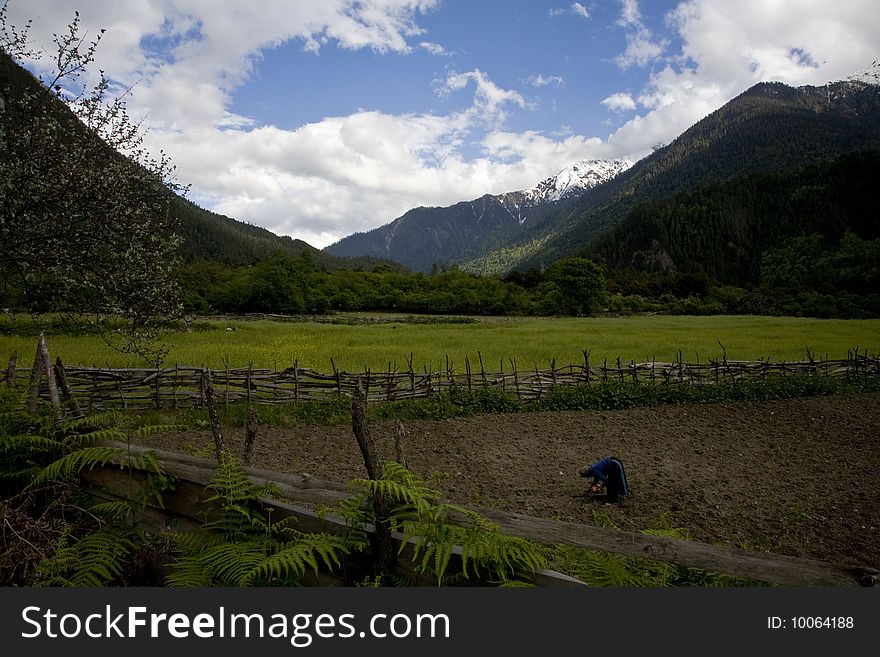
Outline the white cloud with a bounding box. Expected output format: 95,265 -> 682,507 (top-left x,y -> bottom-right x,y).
440,69 -> 529,123
618,0 -> 641,26
419,41 -> 449,56
601,92 -> 637,112
571,3 -> 590,19
7,0 -> 880,250
548,8 -> 566,17
613,0 -> 666,68
527,73 -> 565,88
607,0 -> 880,157
615,28 -> 666,68
7,0 -> 441,132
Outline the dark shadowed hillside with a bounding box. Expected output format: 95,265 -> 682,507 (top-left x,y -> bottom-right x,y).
465,77 -> 880,274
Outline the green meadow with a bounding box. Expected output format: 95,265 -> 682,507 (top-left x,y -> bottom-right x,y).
1,314 -> 878,373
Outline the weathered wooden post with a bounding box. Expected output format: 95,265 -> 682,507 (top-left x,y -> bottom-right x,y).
54,357 -> 82,417
201,367 -> 224,463
351,378 -> 395,585
244,365 -> 257,467
394,420 -> 408,470
28,333 -> 62,416
27,348 -> 44,414
5,352 -> 16,389
244,404 -> 258,468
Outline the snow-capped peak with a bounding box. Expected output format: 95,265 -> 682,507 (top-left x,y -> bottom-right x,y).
492,158 -> 634,225
526,158 -> 634,203
846,60 -> 880,86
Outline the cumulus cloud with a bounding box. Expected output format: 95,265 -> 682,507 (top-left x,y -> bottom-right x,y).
527,73 -> 565,88
571,3 -> 590,19
7,0 -> 880,249
601,92 -> 637,112
613,0 -> 666,68
419,40 -> 450,56
606,0 -> 880,157
440,69 -> 529,124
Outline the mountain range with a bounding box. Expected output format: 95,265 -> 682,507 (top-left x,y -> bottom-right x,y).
324,159 -> 632,273
4,42 -> 878,289
327,65 -> 880,278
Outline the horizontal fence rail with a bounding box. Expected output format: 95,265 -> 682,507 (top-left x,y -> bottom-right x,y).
5,349 -> 879,411
83,443 -> 877,587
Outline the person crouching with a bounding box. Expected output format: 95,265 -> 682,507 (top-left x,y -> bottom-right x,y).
579,456 -> 629,503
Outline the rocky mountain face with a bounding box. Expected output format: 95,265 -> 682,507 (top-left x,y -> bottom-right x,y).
324,159 -> 632,273
462,72 -> 880,274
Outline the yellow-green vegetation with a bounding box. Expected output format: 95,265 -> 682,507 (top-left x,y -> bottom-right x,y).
1,314 -> 878,372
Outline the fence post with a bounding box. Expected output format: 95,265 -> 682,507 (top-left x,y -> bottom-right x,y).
89,364 -> 97,412
54,357 -> 82,418
224,355 -> 230,409
27,343 -> 43,414
25,334 -> 62,416
5,352 -> 16,389
244,404 -> 258,468
330,358 -> 342,396
201,367 -> 224,463
511,358 -> 520,401
172,364 -> 179,409
478,351 -> 487,386
394,420 -> 408,469
351,378 -> 395,585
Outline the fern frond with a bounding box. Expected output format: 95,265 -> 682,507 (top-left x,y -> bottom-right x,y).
135,424 -> 186,438
202,540 -> 269,584
88,501 -> 133,522
28,446 -> 125,489
164,558 -> 213,587
61,411 -> 121,433
0,434 -> 63,455
243,533 -> 350,585
66,427 -> 127,447
37,527 -> 136,587
129,449 -> 165,476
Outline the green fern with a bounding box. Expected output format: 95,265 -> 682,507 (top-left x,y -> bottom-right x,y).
337,461 -> 548,586
167,452 -> 350,587
27,445 -> 125,489
35,526 -> 138,587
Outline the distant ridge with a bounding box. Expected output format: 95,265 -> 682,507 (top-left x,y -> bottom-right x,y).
324,158 -> 632,272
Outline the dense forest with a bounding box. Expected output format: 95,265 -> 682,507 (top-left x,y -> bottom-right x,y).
176,253 -> 605,317
586,150 -> 880,318
466,79 -> 880,274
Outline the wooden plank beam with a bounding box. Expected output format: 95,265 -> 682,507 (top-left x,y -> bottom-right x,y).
93,442 -> 876,587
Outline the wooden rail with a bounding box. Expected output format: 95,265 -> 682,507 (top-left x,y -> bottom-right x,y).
7,349 -> 879,411
82,443 -> 878,588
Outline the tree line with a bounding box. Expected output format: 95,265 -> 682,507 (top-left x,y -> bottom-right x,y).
177,253 -> 607,317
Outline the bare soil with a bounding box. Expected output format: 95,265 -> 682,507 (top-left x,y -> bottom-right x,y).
135,392 -> 880,570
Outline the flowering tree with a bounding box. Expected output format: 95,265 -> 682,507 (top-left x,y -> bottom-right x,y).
0,2 -> 184,359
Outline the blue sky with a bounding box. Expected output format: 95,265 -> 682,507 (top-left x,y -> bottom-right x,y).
7,1 -> 879,247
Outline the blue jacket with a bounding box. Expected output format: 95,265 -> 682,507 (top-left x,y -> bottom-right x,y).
585,457 -> 615,484
584,457 -> 629,496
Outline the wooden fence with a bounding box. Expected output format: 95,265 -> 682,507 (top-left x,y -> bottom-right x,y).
4,349 -> 880,411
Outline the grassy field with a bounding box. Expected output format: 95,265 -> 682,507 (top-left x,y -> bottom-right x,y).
2,314 -> 878,373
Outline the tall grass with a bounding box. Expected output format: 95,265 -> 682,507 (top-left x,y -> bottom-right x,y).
1,314 -> 878,372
